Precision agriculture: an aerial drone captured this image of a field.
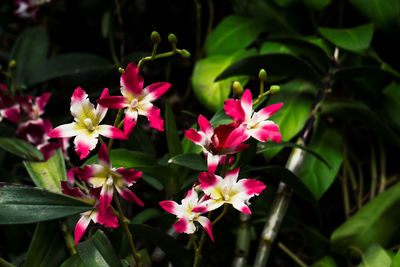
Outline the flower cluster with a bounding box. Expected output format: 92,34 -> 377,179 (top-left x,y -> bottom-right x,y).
160,89 -> 283,240
14,0 -> 51,19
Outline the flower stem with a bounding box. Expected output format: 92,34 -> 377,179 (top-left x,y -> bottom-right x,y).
232,213 -> 251,267
107,108 -> 124,152
113,193 -> 142,267
220,154 -> 231,177
370,145 -> 378,199
59,220 -> 77,255
378,140 -> 386,194
278,242 -> 308,267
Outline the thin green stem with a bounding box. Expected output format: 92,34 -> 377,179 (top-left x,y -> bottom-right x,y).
253,90 -> 270,107
59,220 -> 77,255
107,108 -> 124,152
137,49 -> 182,70
220,154 -> 231,177
357,165 -> 364,208
212,204 -> 228,225
278,242 -> 308,267
378,140 -> 386,194
370,145 -> 378,199
113,193 -> 142,267
341,174 -> 351,219
98,136 -> 105,145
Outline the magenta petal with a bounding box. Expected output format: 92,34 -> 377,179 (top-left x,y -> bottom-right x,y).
75,142 -> 92,160
71,87 -> 86,104
159,200 -> 179,215
146,106 -> 164,131
61,181 -> 85,198
257,103 -> 283,120
244,179 -> 266,195
241,206 -> 251,214
146,82 -> 171,101
123,116 -> 136,137
37,92 -> 51,114
73,165 -> 95,182
117,187 -> 144,206
185,129 -> 203,144
192,206 -> 208,213
206,154 -> 220,174
97,96 -> 126,109
199,172 -> 217,188
197,216 -> 214,241
121,63 -> 144,95
173,217 -> 188,233
225,125 -> 249,147
241,89 -> 253,117
98,144 -> 110,167
40,143 -> 60,161
98,125 -> 127,139
98,207 -> 118,228
99,185 -> 113,213
224,99 -> 245,123
198,115 -> 213,137
116,168 -> 142,185
74,215 -> 91,244
3,105 -> 20,123
252,121 -> 281,143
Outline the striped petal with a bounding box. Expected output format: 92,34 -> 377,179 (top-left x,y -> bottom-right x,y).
197,216 -> 214,241
74,214 -> 91,244
48,122 -> 82,138
97,124 -> 127,139
121,63 -> 143,96
159,200 -> 181,216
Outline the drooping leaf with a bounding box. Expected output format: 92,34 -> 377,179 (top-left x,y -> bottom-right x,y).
0,138 -> 43,161
318,24 -> 373,53
165,101 -> 183,158
192,49 -> 256,112
205,15 -> 264,56
131,208 -> 163,224
215,54 -> 322,87
358,243 -> 392,267
330,182 -> 400,252
298,124 -> 343,200
304,0 -> 331,10
130,224 -> 191,267
23,221 -> 68,267
60,254 -> 84,267
23,149 -> 67,193
10,27 -> 48,89
0,184 -> 91,224
169,153 -> 207,171
26,53 -> 113,86
77,230 -> 122,267
393,249 -> 400,267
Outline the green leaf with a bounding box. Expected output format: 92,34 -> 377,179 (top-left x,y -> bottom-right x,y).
60,254 -> 84,267
331,66 -> 400,86
205,15 -> 264,56
262,80 -> 316,160
84,149 -> 157,167
131,208 -> 163,224
321,100 -> 400,147
101,10 -> 112,38
77,230 -> 122,267
209,108 -> 234,127
26,53 -> 113,86
299,125 -> 343,199
141,174 -> 164,191
23,221 -> 68,267
304,0 -> 331,10
349,0 -> 400,30
330,182 -> 400,252
23,149 -> 67,193
258,141 -> 330,168
169,153 -> 207,171
165,101 -> 183,158
358,243 -> 392,267
10,27 -> 48,88
0,138 -> 43,161
380,84 -> 400,132
392,249 -> 400,267
215,54 -> 322,87
130,224 -> 191,267
311,256 -> 338,267
318,24 -> 374,53
192,49 -> 255,112
0,184 -> 91,224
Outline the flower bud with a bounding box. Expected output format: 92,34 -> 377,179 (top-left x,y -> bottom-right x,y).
151,31 -> 161,43
259,69 -> 267,81
180,49 -> 191,59
118,67 -> 125,74
9,60 -> 17,69
232,81 -> 243,98
269,85 -> 280,95
168,33 -> 177,45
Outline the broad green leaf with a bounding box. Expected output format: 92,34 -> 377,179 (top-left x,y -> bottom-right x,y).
0,258 -> 14,267
358,243 -> 392,267
141,174 -> 164,191
393,249 -> 400,267
23,149 -> 67,193
165,101 -> 183,158
192,49 -> 255,112
169,153 -> 207,171
299,125 -> 343,199
205,15 -> 264,56
0,184 -> 91,224
23,221 -> 68,267
215,54 -> 322,87
263,80 -> 316,160
26,53 -> 113,86
311,256 -> 338,267
304,0 -> 331,10
60,254 -> 84,267
330,182 -> 400,252
209,108 -> 234,127
331,66 -> 399,86
0,138 -> 43,161
77,230 -> 122,267
318,24 -> 373,53
381,84 -> 400,132
10,27 -> 48,88
128,123 -> 156,156
350,0 -> 400,30
321,100 -> 400,147
131,208 -> 163,224
130,224 -> 191,267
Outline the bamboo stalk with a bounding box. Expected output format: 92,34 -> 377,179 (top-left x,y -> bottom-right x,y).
232,213 -> 251,267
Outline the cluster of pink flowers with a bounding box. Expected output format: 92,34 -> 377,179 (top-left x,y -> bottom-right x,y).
14,0 -> 51,19
48,62 -> 170,243
160,89 -> 283,240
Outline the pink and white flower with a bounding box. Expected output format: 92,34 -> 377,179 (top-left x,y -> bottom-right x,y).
0,85 -> 20,123
48,87 -> 127,159
185,115 -> 248,174
14,0 -> 50,19
192,168 -> 266,214
61,181 -> 118,244
98,62 -> 171,131
17,92 -> 51,120
224,89 -> 282,143
159,187 -> 213,241
73,143 -> 143,213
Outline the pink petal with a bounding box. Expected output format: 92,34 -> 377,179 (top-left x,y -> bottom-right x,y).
121,63 -> 144,96
40,143 -> 60,161
173,217 -> 188,233
123,116 -> 136,137
241,89 -> 253,119
98,144 -> 110,167
197,216 -> 214,241
224,168 -> 240,186
116,168 -> 142,185
67,168 -> 75,183
74,133 -> 98,160
225,125 -> 249,147
257,103 -> 283,121
199,172 -> 217,188
3,105 -> 21,123
116,187 -> 144,206
97,207 -> 118,228
97,96 -> 127,109
73,165 -> 97,182
145,106 -> 164,131
207,153 -> 220,174
251,121 -> 281,143
71,87 -> 87,104
232,200 -> 252,214
198,115 -> 213,138
220,143 -> 249,155
97,125 -> 127,139
36,92 -> 51,116
74,215 -> 91,244
61,181 -> 85,198
224,99 -> 245,123
185,129 -> 204,145
159,200 -> 180,215
95,88 -> 109,123
0,84 -> 7,91
98,185 -> 113,214
243,179 -> 266,196
144,82 -> 171,102
191,206 -> 208,213
48,123 -> 80,138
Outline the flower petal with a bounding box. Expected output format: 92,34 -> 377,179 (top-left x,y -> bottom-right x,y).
116,187 -> 144,206
98,184 -> 113,214
241,89 -> 253,119
197,216 -> 214,241
159,200 -> 180,215
198,115 -> 213,139
95,88 -> 109,124
116,168 -> 142,186
48,122 -> 82,138
224,125 -> 249,147
173,217 -> 188,233
97,206 -> 119,228
199,171 -> 218,188
232,199 -> 252,214
206,153 -> 220,174
98,144 -> 110,167
97,124 -> 127,139
121,63 -> 143,96
74,214 -> 91,244
144,105 -> 164,131
97,96 -> 127,109
142,82 -> 171,102
73,131 -> 99,159
243,179 -> 266,196
224,99 -> 245,123
250,121 -> 281,142
185,129 -> 205,145
2,105 -> 20,123
61,181 -> 85,198
256,103 -> 283,121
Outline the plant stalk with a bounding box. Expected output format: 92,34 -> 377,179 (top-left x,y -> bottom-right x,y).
278,242 -> 308,267
232,213 -> 251,267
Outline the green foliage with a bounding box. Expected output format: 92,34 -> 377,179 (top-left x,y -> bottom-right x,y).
0,138 -> 43,161
358,243 -> 392,267
165,101 -> 183,158
169,153 -> 207,171
311,256 -> 338,267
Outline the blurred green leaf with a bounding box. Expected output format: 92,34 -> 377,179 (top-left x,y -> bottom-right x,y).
331,182 -> 400,252
23,149 -> 67,193
77,230 -> 122,267
215,54 -> 322,87
304,0 -> 331,10
131,208 -> 163,224
10,27 -> 48,89
169,153 -> 207,171
318,24 -> 373,53
299,125 -> 343,199
393,249 -> 400,267
27,53 -> 113,86
209,108 -> 234,127
205,15 -> 264,56
23,221 -> 68,267
358,243 -> 392,267
193,49 -> 255,112
101,10 -> 112,38
0,138 -> 43,161
332,66 -> 400,86
130,224 -> 191,267
311,256 -> 338,267
0,184 -> 90,224
141,174 -> 164,191
381,84 -> 400,132
165,101 -> 183,158
60,254 -> 84,267
273,0 -> 296,7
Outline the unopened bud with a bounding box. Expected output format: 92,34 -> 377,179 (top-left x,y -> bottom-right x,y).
180,49 -> 191,59
168,33 -> 177,45
118,67 -> 125,74
151,31 -> 161,43
269,85 -> 280,95
9,60 -> 17,69
232,81 -> 243,97
259,69 -> 267,81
